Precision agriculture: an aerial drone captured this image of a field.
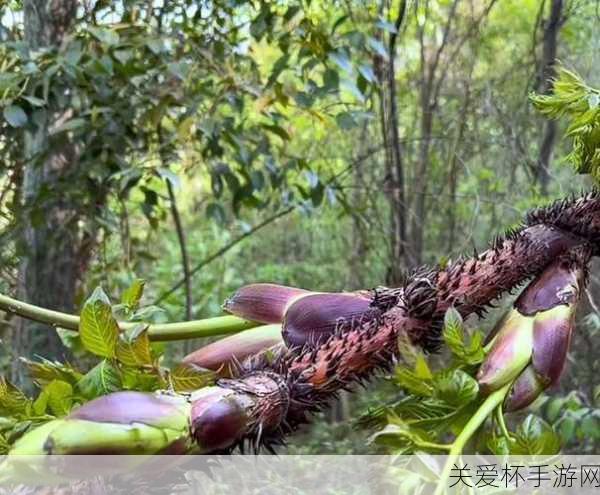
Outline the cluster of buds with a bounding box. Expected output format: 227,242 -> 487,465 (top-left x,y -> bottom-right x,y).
477,254 -> 585,411
223,283 -> 380,348
183,283 -> 381,377
9,372 -> 288,455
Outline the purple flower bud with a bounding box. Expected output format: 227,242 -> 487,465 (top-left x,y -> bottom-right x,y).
477,311 -> 534,394
190,387 -> 250,452
223,283 -> 309,323
515,258 -> 581,316
504,364 -> 546,412
531,305 -> 574,386
183,325 -> 283,376
282,292 -> 380,348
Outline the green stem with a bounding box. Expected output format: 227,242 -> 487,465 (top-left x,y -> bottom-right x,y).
434,383 -> 511,495
0,292 -> 260,341
415,440 -> 452,451
495,404 -> 512,441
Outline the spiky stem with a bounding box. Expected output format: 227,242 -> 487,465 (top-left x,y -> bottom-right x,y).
0,292 -> 259,341
6,192 -> 600,455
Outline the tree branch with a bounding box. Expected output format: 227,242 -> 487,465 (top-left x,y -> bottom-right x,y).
166,179 -> 193,321
153,207 -> 295,305
0,292 -> 259,341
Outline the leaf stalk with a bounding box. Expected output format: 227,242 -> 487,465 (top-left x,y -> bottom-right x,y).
0,292 -> 259,341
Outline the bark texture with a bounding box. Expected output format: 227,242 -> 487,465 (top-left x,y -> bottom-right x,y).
535,0 -> 565,193
13,0 -> 83,386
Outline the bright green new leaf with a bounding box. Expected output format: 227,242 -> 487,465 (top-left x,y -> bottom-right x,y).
0,377 -> 31,415
79,287 -> 120,358
120,279 -> 146,312
169,363 -> 215,392
34,380 -> 73,417
116,324 -> 152,367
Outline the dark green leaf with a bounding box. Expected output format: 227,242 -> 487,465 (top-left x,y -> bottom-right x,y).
3,105 -> 27,127
328,50 -> 352,73
433,369 -> 479,406
207,202 -> 226,225
76,360 -> 122,399
22,95 -> 46,107
511,414 -> 561,455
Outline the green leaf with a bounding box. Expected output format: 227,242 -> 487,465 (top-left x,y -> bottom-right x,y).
485,435 -> 511,455
375,18 -> 398,33
169,363 -> 215,392
443,307 -> 465,353
0,433 -> 9,454
395,366 -> 433,397
442,307 -> 484,365
121,367 -> 163,392
121,279 -> 145,312
22,95 -> 46,107
358,64 -> 376,83
511,414 -> 561,455
56,328 -> 85,354
206,202 -> 226,225
367,37 -> 388,60
158,168 -> 181,190
328,50 -> 352,73
35,380 -> 73,417
76,360 -> 122,399
262,123 -> 290,141
0,377 -> 31,415
370,418 -> 434,454
3,105 -> 28,127
116,324 -> 152,367
79,287 -> 120,358
21,357 -> 83,387
433,369 -> 479,406
89,26 -> 120,46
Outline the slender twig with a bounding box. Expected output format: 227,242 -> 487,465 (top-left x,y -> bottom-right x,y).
0,292 -> 259,341
166,178 -> 193,321
153,207 -> 295,305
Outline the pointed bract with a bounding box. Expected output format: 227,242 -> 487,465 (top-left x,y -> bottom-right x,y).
477,310 -> 534,394
223,283 -> 309,323
183,324 -> 283,376
190,387 -> 249,452
531,305 -> 574,386
10,392 -> 192,455
504,364 -> 546,412
282,292 -> 380,348
515,258 -> 580,316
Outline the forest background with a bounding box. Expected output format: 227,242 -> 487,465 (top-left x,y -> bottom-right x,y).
1,0 -> 600,453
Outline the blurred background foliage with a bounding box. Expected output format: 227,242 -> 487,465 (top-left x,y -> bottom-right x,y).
1,0 -> 600,453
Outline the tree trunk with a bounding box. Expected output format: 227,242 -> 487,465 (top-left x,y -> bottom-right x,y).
379,0 -> 408,286
535,0 -> 564,194
12,0 -> 81,386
